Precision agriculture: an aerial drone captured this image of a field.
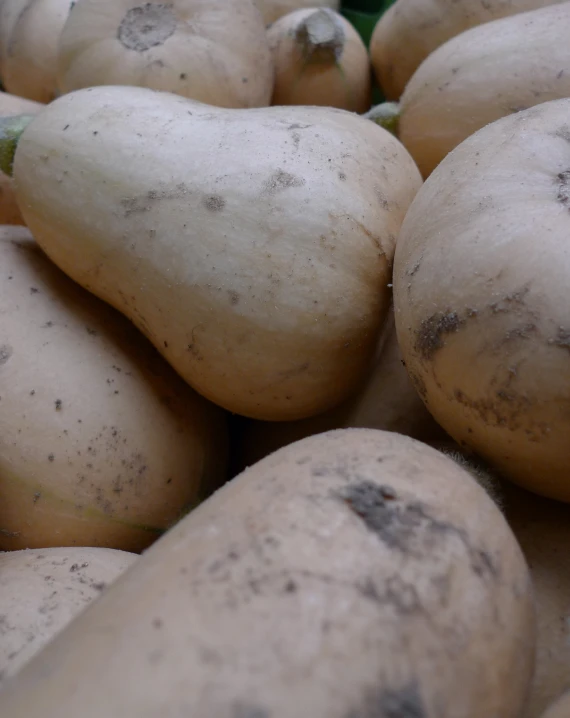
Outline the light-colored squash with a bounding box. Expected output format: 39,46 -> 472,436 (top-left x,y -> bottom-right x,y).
267,7 -> 371,112
234,303 -> 446,472
0,0 -> 32,78
0,546 -> 136,685
2,0 -> 74,102
56,0 -> 274,109
370,0 -> 565,101
0,92 -> 43,225
541,691 -> 570,718
256,0 -> 340,25
3,85 -> 422,420
393,97 -> 570,502
0,226 -> 227,552
389,3 -> 570,177
0,429 -> 536,718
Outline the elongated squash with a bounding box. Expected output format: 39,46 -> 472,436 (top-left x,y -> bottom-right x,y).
385,3 -> 570,177
370,0 -> 565,101
3,0 -> 74,102
0,429 -> 536,718
1,85 -> 422,420
57,0 -> 274,109
0,226 -> 227,552
393,98 -> 570,501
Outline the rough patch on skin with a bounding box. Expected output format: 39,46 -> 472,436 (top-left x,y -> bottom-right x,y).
0,344 -> 12,365
118,3 -> 177,53
203,195 -> 226,212
556,170 -> 570,207
262,170 -> 305,196
345,681 -> 426,718
415,311 -> 464,360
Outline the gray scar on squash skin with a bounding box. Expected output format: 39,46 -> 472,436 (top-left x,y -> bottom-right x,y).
118,3 -> 177,53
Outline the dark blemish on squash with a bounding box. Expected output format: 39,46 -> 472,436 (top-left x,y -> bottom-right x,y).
180,73 -> 187,80
453,387 -> 531,434
0,345 -> 13,365
63,124 -> 70,131
558,170 -> 570,207
29,287 -> 39,294
346,681 -> 426,718
284,579 -> 297,593
338,172 -> 346,181
117,3 -> 177,53
47,454 -> 54,462
33,492 -> 41,504
552,125 -> 570,143
262,169 -> 305,196
228,290 -> 240,306
288,123 -> 311,131
232,703 -> 270,718
415,311 -> 464,360
55,399 -> 62,410
86,327 -> 97,335
203,194 -> 226,212
152,618 -> 163,629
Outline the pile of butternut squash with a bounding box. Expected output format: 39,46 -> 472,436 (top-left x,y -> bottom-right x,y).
0,1 -> 570,716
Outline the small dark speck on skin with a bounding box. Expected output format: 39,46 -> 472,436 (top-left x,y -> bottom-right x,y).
180,73 -> 187,80
30,287 -> 39,294
63,125 -> 70,130
0,345 -> 13,365
232,703 -> 270,718
55,399 -> 62,410
48,454 -> 55,462
284,579 -> 297,593
346,681 -> 426,718
203,194 -> 226,212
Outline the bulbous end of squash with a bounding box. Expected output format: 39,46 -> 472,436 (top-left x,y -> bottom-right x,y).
0,115 -> 35,177
363,102 -> 400,137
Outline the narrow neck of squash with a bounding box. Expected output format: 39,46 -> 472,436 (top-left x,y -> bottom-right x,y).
0,115 -> 35,177
296,10 -> 345,63
363,102 -> 401,137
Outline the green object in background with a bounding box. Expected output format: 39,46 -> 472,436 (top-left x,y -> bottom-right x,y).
340,0 -> 397,105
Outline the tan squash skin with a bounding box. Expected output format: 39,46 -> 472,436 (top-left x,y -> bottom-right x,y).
0,429 -> 535,718
0,92 -> 43,225
542,692 -> 570,718
235,304 -> 446,472
0,226 -> 227,552
0,547 -> 137,685
393,98 -> 570,502
397,3 -> 570,177
268,8 -> 371,113
370,0 -> 565,101
3,0 -> 74,103
256,0 -> 340,25
11,85 -> 422,421
57,0 -> 273,109
0,0 -> 32,77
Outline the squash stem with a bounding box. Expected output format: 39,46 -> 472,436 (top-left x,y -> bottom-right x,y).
0,115 -> 35,177
363,102 -> 401,136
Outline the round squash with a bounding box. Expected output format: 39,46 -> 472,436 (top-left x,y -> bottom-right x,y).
393,97 -> 570,502
234,303 -> 446,472
0,226 -> 227,552
3,85 -> 422,421
0,546 -> 137,685
2,0 -> 74,103
0,429 -> 536,717
370,0 -> 565,101
391,3 -> 570,177
0,92 -> 43,225
256,0 -> 340,25
56,0 -> 274,109
267,7 -> 371,112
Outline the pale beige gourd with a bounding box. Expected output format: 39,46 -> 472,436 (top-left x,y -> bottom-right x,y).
0,92 -> 43,225
3,0 -> 74,102
0,226 -> 227,552
393,3 -> 570,177
234,303 -> 446,472
56,0 -> 273,109
541,692 -> 570,718
256,0 -> 340,25
8,85 -> 422,420
0,547 -> 137,685
0,0 -> 32,77
370,0 -> 565,101
393,97 -> 570,502
0,429 -> 536,718
268,8 -> 371,112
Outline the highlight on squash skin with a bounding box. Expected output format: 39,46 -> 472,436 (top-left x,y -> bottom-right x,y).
363,101 -> 400,136
268,7 -> 371,112
0,114 -> 34,177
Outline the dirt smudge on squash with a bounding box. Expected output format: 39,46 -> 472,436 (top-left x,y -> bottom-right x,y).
557,170 -> 570,207
415,311 -> 464,360
117,3 -> 178,53
203,194 -> 226,212
549,327 -> 570,351
121,183 -> 189,217
262,170 -> 305,196
0,345 -> 13,365
345,681 -> 427,718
